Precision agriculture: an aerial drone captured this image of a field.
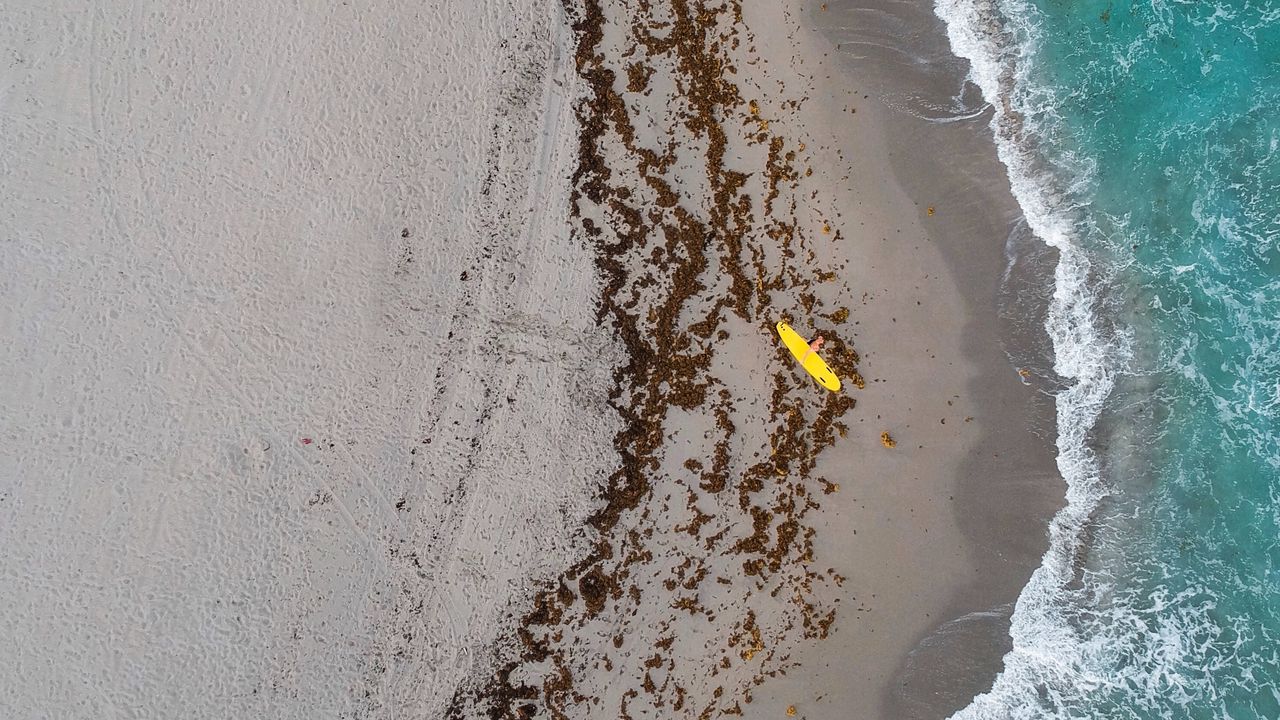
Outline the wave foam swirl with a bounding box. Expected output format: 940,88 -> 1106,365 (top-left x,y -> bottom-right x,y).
933,0 -> 1131,715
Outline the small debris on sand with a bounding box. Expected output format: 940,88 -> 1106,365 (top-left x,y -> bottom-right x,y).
880,432 -> 896,449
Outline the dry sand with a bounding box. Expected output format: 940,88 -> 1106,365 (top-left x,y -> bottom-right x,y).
1,1 -> 620,717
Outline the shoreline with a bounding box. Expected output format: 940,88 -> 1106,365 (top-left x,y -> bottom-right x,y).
744,1 -> 1066,717
807,1 -> 1066,716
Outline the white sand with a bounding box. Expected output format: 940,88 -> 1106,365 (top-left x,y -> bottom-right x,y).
0,1 -> 619,717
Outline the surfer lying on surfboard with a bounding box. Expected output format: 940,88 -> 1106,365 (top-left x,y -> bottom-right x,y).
775,322 -> 841,392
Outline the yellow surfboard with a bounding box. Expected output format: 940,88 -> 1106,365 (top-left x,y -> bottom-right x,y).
776,321 -> 841,392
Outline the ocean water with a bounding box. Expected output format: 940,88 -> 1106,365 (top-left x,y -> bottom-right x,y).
934,0 -> 1280,717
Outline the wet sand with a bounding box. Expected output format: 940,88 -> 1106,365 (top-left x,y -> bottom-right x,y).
751,2 -> 1065,718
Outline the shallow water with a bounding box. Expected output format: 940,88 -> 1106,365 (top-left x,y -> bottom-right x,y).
938,0 -> 1280,717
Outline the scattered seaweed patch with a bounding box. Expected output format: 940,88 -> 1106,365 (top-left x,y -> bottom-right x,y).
446,1 -> 871,717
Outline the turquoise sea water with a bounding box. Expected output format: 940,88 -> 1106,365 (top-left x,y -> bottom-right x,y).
935,0 -> 1280,717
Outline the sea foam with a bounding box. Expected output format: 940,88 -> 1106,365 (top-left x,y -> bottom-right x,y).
931,0 -> 1129,715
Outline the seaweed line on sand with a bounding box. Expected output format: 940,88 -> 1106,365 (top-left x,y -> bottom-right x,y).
447,1 -> 866,718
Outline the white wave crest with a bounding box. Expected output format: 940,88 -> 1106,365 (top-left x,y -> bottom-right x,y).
931,0 -> 1130,715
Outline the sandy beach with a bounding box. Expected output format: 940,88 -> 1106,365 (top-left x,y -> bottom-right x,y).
3,0 -> 1061,718
446,1 -> 1061,718
2,1 -> 618,717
